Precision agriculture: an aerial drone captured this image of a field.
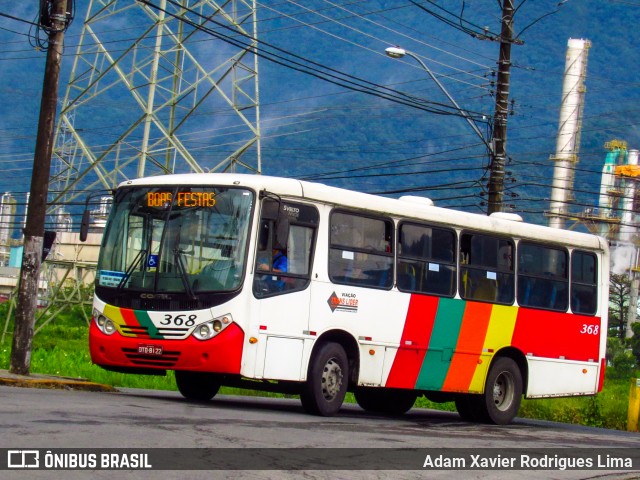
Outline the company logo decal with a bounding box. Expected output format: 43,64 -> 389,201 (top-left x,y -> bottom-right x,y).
327,291 -> 358,313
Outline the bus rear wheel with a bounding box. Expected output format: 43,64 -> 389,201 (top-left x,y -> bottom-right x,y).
354,387 -> 417,415
454,357 -> 522,425
175,371 -> 222,401
300,342 -> 348,416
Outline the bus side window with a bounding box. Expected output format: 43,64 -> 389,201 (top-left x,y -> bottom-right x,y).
397,222 -> 456,297
253,200 -> 318,298
517,242 -> 569,311
329,211 -> 393,289
571,250 -> 597,315
460,232 -> 514,304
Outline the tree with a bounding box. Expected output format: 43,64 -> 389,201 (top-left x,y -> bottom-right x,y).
609,273 -> 631,339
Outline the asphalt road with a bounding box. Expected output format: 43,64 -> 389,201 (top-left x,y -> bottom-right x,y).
1,385 -> 639,480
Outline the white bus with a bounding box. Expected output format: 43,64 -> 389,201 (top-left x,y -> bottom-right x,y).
86,173 -> 609,424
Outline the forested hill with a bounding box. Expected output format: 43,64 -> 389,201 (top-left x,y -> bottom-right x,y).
0,1 -> 637,226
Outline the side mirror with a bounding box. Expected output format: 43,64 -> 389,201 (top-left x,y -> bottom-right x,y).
79,209 -> 91,242
274,215 -> 289,250
261,199 -> 280,221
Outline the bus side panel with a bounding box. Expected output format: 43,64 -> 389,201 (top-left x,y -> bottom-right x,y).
385,297 -> 519,393
307,282 -> 409,386
384,294 -> 439,389
526,358 -> 599,397
511,309 -> 601,362
440,301 -> 494,392
414,298 -> 466,390
467,304 -> 518,391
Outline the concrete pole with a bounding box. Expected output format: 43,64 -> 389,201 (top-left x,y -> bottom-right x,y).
10,0 -> 68,375
487,0 -> 515,215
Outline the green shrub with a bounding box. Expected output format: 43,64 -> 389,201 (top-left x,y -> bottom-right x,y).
609,351 -> 637,379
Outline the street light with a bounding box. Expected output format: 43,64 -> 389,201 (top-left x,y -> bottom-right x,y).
384,46 -> 491,154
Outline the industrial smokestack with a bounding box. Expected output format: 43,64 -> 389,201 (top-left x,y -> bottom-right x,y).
548,38 -> 591,229
619,149 -> 639,243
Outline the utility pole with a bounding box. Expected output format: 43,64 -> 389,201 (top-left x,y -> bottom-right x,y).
10,0 -> 69,375
486,0 -> 515,215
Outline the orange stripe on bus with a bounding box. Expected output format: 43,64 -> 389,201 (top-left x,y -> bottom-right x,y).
441,301 -> 492,392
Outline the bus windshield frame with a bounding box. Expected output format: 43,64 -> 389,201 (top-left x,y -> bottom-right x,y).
96,185 -> 255,300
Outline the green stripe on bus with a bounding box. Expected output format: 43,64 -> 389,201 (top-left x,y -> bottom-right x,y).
135,310 -> 162,339
415,297 -> 466,390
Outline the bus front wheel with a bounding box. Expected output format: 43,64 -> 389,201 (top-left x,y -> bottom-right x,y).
300,342 -> 348,416
454,357 -> 522,425
175,371 -> 222,401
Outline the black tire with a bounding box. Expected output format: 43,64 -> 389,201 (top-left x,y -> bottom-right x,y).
175,371 -> 222,401
300,342 -> 348,416
454,394 -> 484,422
354,387 -> 417,416
455,357 -> 522,425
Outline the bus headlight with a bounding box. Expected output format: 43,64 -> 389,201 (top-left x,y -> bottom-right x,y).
197,324 -> 211,339
93,309 -> 117,336
103,319 -> 116,335
192,314 -> 232,341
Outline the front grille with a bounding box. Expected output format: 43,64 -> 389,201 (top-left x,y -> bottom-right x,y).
119,325 -> 190,339
122,348 -> 180,367
120,325 -> 148,336
156,327 -> 189,337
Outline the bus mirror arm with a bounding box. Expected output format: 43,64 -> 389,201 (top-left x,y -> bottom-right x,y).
259,190 -> 289,249
79,210 -> 91,242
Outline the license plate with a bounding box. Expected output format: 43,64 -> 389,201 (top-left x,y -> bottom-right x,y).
137,344 -> 163,356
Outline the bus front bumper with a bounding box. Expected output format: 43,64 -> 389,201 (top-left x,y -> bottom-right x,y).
89,321 -> 244,374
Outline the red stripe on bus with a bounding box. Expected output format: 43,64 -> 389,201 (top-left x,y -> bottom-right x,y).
512,309 -> 601,361
121,308 -> 141,326
441,301 -> 492,392
385,294 -> 439,388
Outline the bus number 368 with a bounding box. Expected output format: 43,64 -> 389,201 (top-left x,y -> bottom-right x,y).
161,314 -> 197,327
580,324 -> 599,335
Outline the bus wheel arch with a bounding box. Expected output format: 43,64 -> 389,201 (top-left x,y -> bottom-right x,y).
497,347 -> 528,396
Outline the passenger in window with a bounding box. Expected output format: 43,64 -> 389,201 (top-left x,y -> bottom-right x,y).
498,244 -> 513,270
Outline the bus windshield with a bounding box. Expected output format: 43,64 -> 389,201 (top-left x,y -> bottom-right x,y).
97,186 -> 254,294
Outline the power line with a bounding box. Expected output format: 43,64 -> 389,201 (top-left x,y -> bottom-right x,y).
137,0 -> 491,121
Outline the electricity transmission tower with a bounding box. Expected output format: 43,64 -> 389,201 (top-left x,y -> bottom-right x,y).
51,0 -> 261,208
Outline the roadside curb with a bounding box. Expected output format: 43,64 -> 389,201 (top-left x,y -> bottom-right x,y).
0,370 -> 116,392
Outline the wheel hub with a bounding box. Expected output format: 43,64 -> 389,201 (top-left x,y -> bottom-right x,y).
321,358 -> 343,401
493,371 -> 515,411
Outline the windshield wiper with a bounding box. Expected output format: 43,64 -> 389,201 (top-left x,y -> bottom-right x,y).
118,249 -> 148,290
174,248 -> 196,300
